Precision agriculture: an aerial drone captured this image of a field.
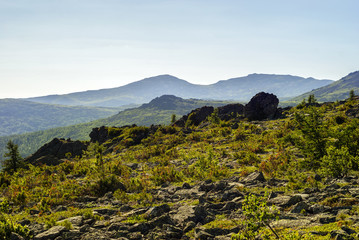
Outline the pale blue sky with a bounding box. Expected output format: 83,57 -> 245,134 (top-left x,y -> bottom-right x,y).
1,0 -> 358,98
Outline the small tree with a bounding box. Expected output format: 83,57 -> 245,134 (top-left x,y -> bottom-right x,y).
349,89 -> 355,101
307,94 -> 317,104
171,114 -> 176,124
2,140 -> 23,174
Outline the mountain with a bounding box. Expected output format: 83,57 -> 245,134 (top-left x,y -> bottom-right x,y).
0,95 -> 233,158
0,99 -> 122,136
209,74 -> 333,100
25,74 -> 333,107
290,71 -> 359,103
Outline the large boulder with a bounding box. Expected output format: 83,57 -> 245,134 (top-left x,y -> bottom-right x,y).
244,92 -> 279,120
25,138 -> 88,166
217,104 -> 244,120
174,106 -> 214,127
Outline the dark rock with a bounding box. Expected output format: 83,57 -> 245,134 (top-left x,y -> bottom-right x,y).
162,224 -> 183,239
217,104 -> 244,120
128,223 -> 150,234
182,182 -> 191,189
34,226 -> 67,240
221,189 -> 243,201
319,215 -> 336,224
120,205 -> 133,212
10,233 -> 24,240
199,182 -> 215,192
25,138 -> 88,166
214,181 -> 228,191
89,126 -> 116,144
145,204 -> 171,219
183,221 -> 196,233
149,214 -> 174,228
244,92 -> 279,120
291,202 -> 310,214
341,226 -> 356,235
174,106 -> 214,127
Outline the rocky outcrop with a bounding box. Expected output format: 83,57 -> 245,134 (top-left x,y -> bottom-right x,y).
244,92 -> 279,120
217,104 -> 244,121
25,138 -> 88,166
174,106 -> 214,127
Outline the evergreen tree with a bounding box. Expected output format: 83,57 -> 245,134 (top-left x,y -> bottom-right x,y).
171,114 -> 176,124
2,140 -> 23,174
307,94 -> 317,104
350,89 -> 355,101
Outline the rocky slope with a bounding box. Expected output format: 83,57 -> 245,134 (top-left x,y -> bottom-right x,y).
25,172 -> 359,240
4,93 -> 359,240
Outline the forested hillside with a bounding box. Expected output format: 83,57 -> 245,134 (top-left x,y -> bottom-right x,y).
0,95 -> 233,158
0,99 -> 121,136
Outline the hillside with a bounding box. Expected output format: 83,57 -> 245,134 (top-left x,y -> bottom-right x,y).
25,74 -> 332,107
289,71 -> 359,103
0,95 -> 233,158
0,99 -> 122,136
2,93 -> 359,239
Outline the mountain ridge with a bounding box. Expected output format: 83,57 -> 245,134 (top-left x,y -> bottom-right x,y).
290,71 -> 359,103
24,74 -> 333,107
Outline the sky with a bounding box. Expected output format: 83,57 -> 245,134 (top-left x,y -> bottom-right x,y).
0,0 -> 358,98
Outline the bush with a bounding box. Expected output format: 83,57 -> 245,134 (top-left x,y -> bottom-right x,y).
91,174 -> 126,197
232,192 -> 279,240
321,146 -> 358,178
0,215 -> 32,240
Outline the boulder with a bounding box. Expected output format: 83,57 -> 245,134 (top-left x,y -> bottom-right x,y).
25,138 -> 88,166
242,171 -> 266,183
34,226 -> 67,240
217,104 -> 244,120
244,92 -> 279,120
174,106 -> 214,127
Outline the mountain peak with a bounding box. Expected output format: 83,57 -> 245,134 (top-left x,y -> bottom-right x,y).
140,95 -> 185,110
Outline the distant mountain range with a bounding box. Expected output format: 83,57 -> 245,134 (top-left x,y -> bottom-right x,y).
289,71 -> 359,103
0,95 -> 233,158
25,74 -> 333,107
0,99 -> 122,136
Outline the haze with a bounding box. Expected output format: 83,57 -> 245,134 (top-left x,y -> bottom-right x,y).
1,0 -> 358,98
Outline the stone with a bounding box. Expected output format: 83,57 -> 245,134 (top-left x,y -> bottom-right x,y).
25,138 -> 88,166
217,104 -> 244,121
174,106 -> 214,127
244,92 -> 279,120
290,201 -> 310,214
242,171 -> 266,183
57,216 -> 83,227
10,233 -> 24,240
145,204 -> 170,219
172,205 -> 208,226
34,226 -> 67,240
